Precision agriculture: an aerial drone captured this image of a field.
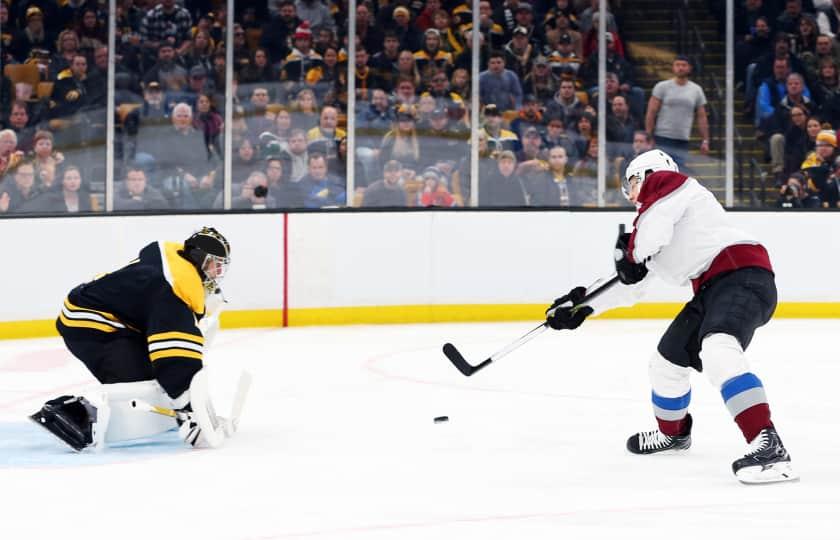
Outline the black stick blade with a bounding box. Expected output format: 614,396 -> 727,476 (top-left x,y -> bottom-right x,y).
442,343 -> 492,377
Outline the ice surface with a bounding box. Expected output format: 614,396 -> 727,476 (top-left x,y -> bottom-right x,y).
0,320 -> 836,539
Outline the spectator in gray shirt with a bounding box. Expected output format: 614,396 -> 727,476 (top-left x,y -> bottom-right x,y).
479,50 -> 523,113
645,55 -> 710,169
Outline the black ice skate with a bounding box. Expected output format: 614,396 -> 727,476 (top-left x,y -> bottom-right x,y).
29,395 -> 98,452
627,414 -> 692,454
732,427 -> 799,484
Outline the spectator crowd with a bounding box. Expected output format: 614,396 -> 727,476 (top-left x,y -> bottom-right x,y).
732,0 -> 840,207
0,0 -> 747,212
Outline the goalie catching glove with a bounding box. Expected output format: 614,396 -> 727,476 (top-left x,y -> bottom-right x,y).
176,370 -> 229,448
545,286 -> 593,330
614,231 -> 648,285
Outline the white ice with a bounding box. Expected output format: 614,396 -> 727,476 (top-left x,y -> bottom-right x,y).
0,319 -> 837,540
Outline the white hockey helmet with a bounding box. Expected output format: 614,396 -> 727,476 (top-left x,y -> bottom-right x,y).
622,149 -> 679,199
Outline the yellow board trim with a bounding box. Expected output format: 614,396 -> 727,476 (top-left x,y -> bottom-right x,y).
57,313 -> 118,333
149,349 -> 203,361
3,302 -> 840,340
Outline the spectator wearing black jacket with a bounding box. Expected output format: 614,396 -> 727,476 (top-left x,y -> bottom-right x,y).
479,150 -> 529,206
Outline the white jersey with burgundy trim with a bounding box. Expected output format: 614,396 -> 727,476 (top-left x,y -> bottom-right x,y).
630,173 -> 761,287
587,171 -> 764,316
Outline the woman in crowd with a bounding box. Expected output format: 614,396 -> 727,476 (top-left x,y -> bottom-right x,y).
292,88 -> 320,131
794,13 -> 818,56
52,29 -> 80,74
307,46 -> 345,104
183,29 -> 215,76
395,50 -> 422,91
571,112 -> 596,160
231,136 -> 260,184
380,105 -> 421,174
781,106 -> 812,177
193,93 -> 223,161
26,164 -> 94,213
241,47 -> 275,85
30,130 -> 64,187
76,8 -> 106,55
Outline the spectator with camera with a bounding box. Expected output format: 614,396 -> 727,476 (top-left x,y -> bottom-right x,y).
776,171 -> 807,208
231,171 -> 275,210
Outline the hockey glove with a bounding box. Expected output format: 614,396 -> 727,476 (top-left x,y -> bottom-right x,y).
545,286 -> 594,330
614,232 -> 648,285
175,406 -> 203,447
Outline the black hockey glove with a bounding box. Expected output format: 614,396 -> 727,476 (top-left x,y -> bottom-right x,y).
545,286 -> 594,330
614,232 -> 648,285
175,405 -> 202,447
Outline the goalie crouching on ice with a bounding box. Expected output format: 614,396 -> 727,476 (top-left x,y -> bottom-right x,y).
545,150 -> 797,485
31,227 -> 236,451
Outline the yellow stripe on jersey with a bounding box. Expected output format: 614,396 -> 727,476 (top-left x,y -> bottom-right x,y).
149,349 -> 203,362
148,331 -> 204,345
58,313 -> 119,333
63,298 -> 121,322
160,242 -> 205,315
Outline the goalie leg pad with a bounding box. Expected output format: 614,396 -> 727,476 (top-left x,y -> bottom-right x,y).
30,396 -> 99,452
103,380 -> 177,443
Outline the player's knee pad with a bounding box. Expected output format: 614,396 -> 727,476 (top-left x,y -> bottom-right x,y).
649,350 -> 691,397
699,333 -> 750,389
102,380 -> 177,443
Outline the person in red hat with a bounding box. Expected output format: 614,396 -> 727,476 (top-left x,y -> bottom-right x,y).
280,21 -> 324,87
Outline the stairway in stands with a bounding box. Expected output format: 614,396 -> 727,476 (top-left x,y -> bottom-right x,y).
619,1 -> 763,205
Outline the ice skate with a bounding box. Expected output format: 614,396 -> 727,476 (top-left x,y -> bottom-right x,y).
732,427 -> 798,484
627,414 -> 692,454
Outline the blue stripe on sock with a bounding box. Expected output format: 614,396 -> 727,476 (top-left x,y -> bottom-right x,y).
720,372 -> 763,402
651,390 -> 691,411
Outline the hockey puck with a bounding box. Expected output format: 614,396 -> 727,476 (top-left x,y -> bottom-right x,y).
433,416 -> 449,423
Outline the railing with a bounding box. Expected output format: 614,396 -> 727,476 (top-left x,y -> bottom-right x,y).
749,157 -> 769,207
674,5 -> 688,55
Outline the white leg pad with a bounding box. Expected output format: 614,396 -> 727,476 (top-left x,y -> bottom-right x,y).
649,350 -> 691,397
699,333 -> 751,389
101,380 -> 178,443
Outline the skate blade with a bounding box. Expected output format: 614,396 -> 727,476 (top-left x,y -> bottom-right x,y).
28,413 -> 83,453
735,461 -> 799,484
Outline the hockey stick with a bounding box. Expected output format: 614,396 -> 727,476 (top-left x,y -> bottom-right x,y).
443,274 -> 621,377
130,399 -> 188,420
227,370 -> 252,434
130,370 -> 252,436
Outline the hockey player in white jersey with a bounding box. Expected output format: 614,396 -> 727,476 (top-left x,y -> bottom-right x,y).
545,149 -> 797,484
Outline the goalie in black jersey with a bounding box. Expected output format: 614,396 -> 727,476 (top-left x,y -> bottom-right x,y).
30,227 -> 235,451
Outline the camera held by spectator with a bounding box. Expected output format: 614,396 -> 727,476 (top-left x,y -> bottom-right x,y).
776,173 -> 805,208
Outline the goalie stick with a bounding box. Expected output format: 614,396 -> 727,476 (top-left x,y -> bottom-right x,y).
442,275 -> 619,376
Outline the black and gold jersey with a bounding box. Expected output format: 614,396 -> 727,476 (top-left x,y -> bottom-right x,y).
58,241 -> 207,397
